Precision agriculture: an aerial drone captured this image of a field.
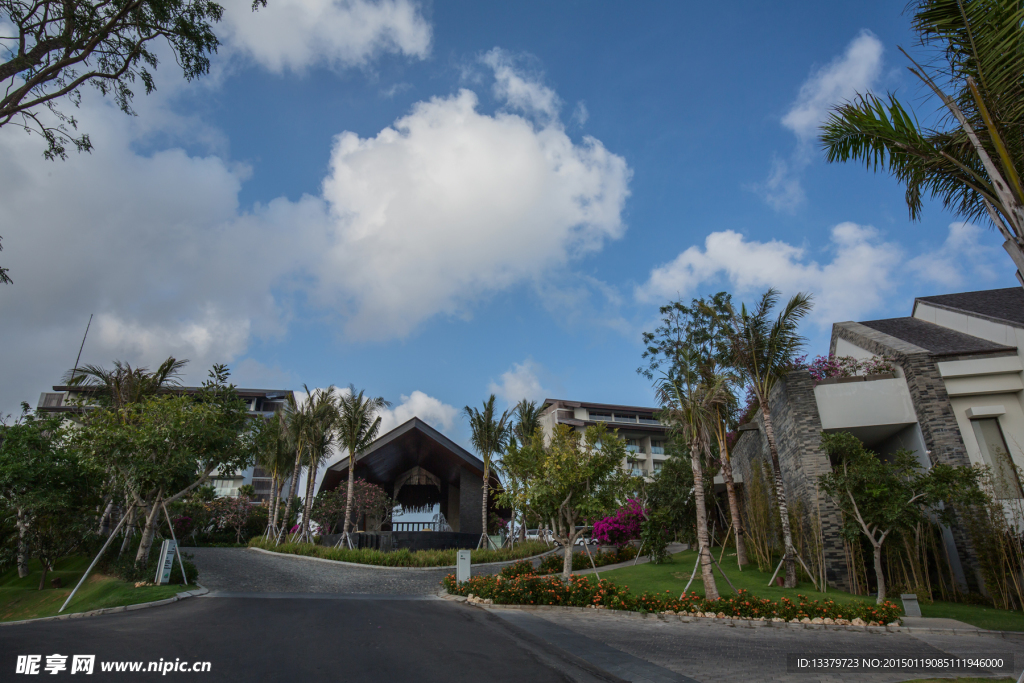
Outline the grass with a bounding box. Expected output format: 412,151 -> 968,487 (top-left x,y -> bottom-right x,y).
593,549 -> 1024,631
0,557 -> 185,623
248,537 -> 552,567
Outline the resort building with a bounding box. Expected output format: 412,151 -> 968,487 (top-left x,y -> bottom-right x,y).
731,287 -> 1024,594
538,399 -> 670,477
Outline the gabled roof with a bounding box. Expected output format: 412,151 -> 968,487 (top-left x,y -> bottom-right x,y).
858,317 -> 1015,357
915,287 -> 1024,328
320,417 -> 487,493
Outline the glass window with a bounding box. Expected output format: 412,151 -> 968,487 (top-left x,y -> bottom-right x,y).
625,439 -> 640,453
651,440 -> 665,455
653,462 -> 664,473
971,417 -> 1023,499
613,413 -> 638,423
590,413 -> 612,422
631,465 -> 644,476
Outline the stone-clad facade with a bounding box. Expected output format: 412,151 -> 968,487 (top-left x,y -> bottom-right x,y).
730,370 -> 851,591
731,288 -> 1024,595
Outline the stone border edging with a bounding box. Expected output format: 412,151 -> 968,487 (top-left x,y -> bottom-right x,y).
438,592 -> 1024,640
248,545 -> 559,571
0,586 -> 209,627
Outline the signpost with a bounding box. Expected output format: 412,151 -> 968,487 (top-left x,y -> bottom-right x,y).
155,540 -> 176,585
456,549 -> 471,583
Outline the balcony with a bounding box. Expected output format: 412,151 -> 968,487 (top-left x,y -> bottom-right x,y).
814,376 -> 917,435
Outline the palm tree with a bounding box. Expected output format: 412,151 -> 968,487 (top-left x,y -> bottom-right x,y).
463,395 -> 511,550
336,386 -> 391,547
257,409 -> 295,539
64,357 -> 188,414
657,352 -> 729,601
702,363 -> 748,568
296,386 -> 340,543
512,399 -> 542,444
821,0 -> 1024,284
279,388 -> 312,543
719,288 -> 812,588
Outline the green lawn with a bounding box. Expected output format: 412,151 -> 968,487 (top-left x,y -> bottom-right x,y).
0,557 -> 185,623
592,550 -> 1024,631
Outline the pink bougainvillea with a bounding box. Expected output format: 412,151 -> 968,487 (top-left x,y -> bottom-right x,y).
593,499 -> 647,546
807,354 -> 896,384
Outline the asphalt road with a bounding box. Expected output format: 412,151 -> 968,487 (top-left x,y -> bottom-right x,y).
0,596 -> 618,683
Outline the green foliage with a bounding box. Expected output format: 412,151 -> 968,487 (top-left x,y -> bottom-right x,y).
536,546 -> 637,574
101,542 -> 198,585
247,536 -> 550,567
0,409 -> 103,584
0,0 -> 239,161
641,509 -> 671,564
237,484 -> 256,497
311,480 -> 392,535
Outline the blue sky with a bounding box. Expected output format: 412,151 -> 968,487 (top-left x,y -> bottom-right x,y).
1,0 -> 1017,451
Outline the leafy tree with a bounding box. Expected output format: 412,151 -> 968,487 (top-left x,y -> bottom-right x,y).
280,389 -> 311,540
0,0 -> 275,159
65,356 -> 187,411
821,0 -> 1024,284
657,351 -> 729,600
511,399 -> 542,444
642,292 -> 749,566
237,484 -> 256,497
645,434 -> 705,545
76,364 -> 253,566
463,395 -> 511,550
818,431 -> 985,604
511,423 -> 628,578
311,480 -> 391,535
0,409 -> 101,587
715,288 -> 812,588
336,386 -> 389,545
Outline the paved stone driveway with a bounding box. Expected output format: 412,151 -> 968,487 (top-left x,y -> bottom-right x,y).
188,546 -> 532,595
509,608 -> 1024,683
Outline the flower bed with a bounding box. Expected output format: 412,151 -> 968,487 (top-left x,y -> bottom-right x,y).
533,545 -> 638,574
441,571 -> 902,625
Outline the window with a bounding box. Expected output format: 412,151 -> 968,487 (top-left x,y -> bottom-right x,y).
630,465 -> 644,476
625,439 -> 640,453
590,413 -> 612,422
971,418 -> 1023,499
613,413 -> 638,423
651,440 -> 665,455
653,462 -> 664,473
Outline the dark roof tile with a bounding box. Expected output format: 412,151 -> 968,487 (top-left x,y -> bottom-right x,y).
858,317 -> 1014,356
917,287 -> 1024,327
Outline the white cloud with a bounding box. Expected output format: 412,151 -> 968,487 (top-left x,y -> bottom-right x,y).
488,359 -> 548,406
755,30 -> 884,211
482,48 -> 560,120
781,30 -> 884,146
219,0 -> 431,73
312,57 -> 631,338
377,390 -> 459,433
907,222 -> 1001,288
0,51 -> 630,414
637,222 -> 902,325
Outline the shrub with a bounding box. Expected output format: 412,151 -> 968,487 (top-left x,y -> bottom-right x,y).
100,539 -> 198,585
247,537 -> 550,567
593,499 -> 646,546
500,560 -> 535,579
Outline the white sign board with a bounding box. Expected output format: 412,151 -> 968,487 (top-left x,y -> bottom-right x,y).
155,540 -> 176,585
456,549 -> 471,583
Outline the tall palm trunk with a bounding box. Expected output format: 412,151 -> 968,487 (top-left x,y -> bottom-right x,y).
690,437 -> 719,600
283,445 -> 304,539
266,473 -> 279,536
302,460 -> 319,540
715,420 -> 748,567
271,476 -> 284,534
760,401 -> 797,588
343,457 -> 357,541
480,455 -> 491,549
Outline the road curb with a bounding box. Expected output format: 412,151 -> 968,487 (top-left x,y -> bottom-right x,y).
0,586 -> 209,627
248,545 -> 558,571
439,592 -> 1024,640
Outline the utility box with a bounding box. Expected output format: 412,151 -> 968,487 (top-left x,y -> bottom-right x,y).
456,549 -> 471,583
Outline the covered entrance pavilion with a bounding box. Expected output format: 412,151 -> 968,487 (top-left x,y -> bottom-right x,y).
319,418 -> 505,549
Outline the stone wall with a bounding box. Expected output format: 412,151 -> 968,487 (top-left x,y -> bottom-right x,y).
731,369 -> 851,591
